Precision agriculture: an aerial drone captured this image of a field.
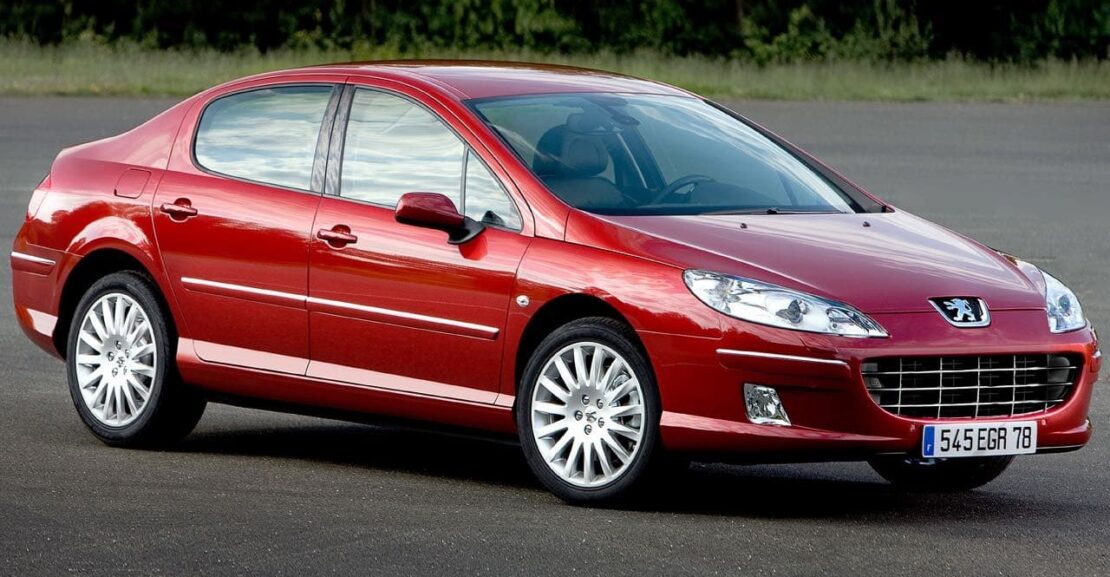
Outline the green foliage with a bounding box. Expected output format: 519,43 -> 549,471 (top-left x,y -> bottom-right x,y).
743,5 -> 835,64
743,1 -> 970,64
0,0 -> 1105,62
2,37 -> 1107,101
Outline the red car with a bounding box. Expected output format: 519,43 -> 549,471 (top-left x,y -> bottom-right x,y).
11,63 -> 1100,503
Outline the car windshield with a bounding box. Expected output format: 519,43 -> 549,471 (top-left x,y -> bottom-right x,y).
469,93 -> 860,216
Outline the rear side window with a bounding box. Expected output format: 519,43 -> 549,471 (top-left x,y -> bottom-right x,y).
195,85 -> 334,190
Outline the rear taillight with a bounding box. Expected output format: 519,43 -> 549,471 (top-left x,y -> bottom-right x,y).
26,173 -> 50,220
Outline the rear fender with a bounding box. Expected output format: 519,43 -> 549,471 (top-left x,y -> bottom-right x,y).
57,218 -> 190,344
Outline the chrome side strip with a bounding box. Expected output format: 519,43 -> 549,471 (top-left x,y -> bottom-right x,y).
180,277 -> 499,338
716,349 -> 849,367
306,296 -> 500,338
11,251 -> 56,266
181,277 -> 306,304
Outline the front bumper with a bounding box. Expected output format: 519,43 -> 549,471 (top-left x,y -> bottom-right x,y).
648,309 -> 1099,461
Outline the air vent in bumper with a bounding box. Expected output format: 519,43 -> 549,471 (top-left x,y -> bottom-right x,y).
862,354 -> 1080,419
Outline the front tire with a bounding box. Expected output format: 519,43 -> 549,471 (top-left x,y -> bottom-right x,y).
517,317 -> 661,504
868,455 -> 1014,491
66,271 -> 206,447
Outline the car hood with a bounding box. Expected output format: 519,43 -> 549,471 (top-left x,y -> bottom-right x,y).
566,210 -> 1045,313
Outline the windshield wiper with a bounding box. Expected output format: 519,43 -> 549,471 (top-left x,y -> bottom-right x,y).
766,207 -> 840,214
707,207 -> 839,215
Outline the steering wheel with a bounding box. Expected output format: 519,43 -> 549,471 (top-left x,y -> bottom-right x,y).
650,174 -> 714,204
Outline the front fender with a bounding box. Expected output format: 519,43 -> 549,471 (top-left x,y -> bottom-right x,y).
498,237 -> 722,402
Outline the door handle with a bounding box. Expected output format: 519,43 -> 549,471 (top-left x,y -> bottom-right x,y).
159,199 -> 198,221
317,225 -> 358,247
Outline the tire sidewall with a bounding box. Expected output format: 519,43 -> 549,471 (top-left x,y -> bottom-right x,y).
66,272 -> 173,444
516,319 -> 661,503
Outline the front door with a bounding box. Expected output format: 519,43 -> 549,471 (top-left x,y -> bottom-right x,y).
306,86 -> 530,402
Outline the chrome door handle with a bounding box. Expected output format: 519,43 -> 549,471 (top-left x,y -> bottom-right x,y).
317,226 -> 358,247
159,199 -> 198,220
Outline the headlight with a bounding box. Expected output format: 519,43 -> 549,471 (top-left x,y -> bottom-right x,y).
1041,270 -> 1086,333
683,270 -> 887,337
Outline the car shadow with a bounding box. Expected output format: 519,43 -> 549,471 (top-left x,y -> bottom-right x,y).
175,419 -> 1078,522
178,420 -> 537,489
626,463 -> 1068,521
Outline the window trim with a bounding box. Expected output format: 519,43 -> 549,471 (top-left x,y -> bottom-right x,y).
323,84 -> 354,197
326,84 -> 525,233
190,83 -> 341,195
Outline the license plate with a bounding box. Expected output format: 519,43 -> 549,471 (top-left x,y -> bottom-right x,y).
922,421 -> 1037,458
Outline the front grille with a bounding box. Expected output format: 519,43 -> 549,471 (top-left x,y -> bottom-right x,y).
862,354 -> 1080,419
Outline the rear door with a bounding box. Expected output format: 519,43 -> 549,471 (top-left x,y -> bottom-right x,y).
306,85 -> 531,402
154,81 -> 341,373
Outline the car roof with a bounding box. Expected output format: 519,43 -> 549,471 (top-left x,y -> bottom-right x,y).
258,61 -> 693,101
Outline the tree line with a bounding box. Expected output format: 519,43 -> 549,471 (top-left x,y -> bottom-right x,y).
2,0 -> 1106,62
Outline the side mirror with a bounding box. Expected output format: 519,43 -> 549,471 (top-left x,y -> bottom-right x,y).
394,192 -> 484,244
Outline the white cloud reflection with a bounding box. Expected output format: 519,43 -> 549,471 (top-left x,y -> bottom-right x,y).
464,150 -> 522,229
342,90 -> 464,208
195,86 -> 333,190
342,89 -> 522,230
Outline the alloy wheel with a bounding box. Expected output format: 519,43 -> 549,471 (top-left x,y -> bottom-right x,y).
530,341 -> 645,488
73,292 -> 158,427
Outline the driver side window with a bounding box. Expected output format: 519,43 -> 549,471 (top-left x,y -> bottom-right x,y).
341,89 -> 464,208
463,150 -> 522,230
340,88 -> 522,231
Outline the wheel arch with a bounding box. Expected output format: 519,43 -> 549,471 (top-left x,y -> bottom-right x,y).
512,293 -> 650,399
504,238 -> 722,409
54,246 -> 177,358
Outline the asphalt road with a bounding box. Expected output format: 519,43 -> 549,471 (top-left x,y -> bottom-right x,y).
1,97 -> 1107,576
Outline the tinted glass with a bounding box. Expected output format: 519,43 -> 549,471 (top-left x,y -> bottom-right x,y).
195,86 -> 333,190
471,94 -> 857,215
464,150 -> 522,230
341,89 -> 464,208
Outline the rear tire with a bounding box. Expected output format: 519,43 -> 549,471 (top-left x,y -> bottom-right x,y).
66,271 -> 206,448
517,317 -> 662,504
868,455 -> 1014,491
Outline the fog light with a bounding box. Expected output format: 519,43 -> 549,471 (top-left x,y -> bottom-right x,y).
744,383 -> 790,426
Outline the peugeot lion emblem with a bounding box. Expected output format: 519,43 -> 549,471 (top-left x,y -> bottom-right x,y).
930,297 -> 991,328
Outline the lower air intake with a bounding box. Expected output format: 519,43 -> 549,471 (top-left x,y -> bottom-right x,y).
862,354 -> 1080,419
